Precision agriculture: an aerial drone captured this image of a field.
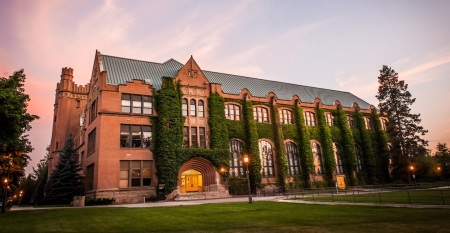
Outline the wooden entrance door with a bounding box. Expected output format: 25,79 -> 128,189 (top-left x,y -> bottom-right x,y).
185,175 -> 198,192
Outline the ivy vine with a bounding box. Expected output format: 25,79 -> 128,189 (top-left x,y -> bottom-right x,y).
270,101 -> 288,190
243,98 -> 261,192
293,102 -> 313,187
315,108 -> 335,186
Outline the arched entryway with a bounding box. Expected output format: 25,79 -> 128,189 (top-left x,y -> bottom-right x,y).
178,157 -> 218,193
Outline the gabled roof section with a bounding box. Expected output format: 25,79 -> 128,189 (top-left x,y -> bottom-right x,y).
100,53 -> 372,109
102,54 -> 183,89
204,71 -> 371,109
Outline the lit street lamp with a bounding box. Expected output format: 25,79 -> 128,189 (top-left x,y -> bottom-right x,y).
437,166 -> 443,181
1,177 -> 8,213
242,154 -> 253,204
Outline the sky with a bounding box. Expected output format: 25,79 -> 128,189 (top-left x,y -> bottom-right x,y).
1,0 -> 449,175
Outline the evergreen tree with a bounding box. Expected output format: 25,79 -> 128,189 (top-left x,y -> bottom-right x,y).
376,65 -> 428,181
44,138 -> 82,204
31,148 -> 48,205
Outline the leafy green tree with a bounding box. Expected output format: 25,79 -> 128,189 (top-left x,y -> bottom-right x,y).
44,138 -> 82,204
376,65 -> 428,182
1,69 -> 39,212
435,143 -> 450,180
17,174 -> 36,205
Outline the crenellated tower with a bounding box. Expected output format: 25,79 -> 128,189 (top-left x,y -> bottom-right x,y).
48,67 -> 89,175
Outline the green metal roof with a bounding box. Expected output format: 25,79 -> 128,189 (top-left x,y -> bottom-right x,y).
101,54 -> 372,109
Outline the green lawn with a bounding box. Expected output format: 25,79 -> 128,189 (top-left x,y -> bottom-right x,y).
301,189 -> 450,205
1,202 -> 450,232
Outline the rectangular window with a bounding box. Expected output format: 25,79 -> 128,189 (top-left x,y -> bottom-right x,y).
143,96 -> 153,114
89,99 -> 98,124
87,128 -> 96,156
120,124 -> 152,149
191,127 -> 198,148
120,160 -> 152,188
325,113 -> 334,126
121,94 -> 131,112
132,95 -> 142,114
86,163 -> 94,191
119,161 -> 129,188
121,94 -> 153,115
199,127 -> 206,148
183,126 -> 189,148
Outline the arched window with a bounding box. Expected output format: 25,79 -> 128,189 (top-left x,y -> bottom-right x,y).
285,142 -> 300,176
355,144 -> 363,172
225,104 -> 241,121
198,100 -> 205,118
346,115 -> 355,127
182,98 -> 188,116
325,112 -> 334,126
279,109 -> 293,124
304,112 -> 316,126
333,143 -> 344,174
190,99 -> 196,117
381,118 -> 388,131
259,140 -> 275,177
364,117 -> 372,130
229,140 -> 244,177
311,142 -> 323,175
253,106 -> 269,123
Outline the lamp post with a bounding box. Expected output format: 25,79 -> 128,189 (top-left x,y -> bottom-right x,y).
242,154 -> 252,204
18,190 -> 23,207
437,166 -> 443,181
410,165 -> 416,186
219,167 -> 228,190
1,177 -> 8,213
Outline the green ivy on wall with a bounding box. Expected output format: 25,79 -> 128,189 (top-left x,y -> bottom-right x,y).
282,124 -> 298,141
243,98 -> 262,192
293,102 -> 314,187
334,107 -> 358,185
315,108 -> 335,186
371,112 -> 391,182
256,123 -> 274,140
208,93 -> 229,151
153,77 -> 184,194
353,111 -> 377,184
270,101 -> 288,190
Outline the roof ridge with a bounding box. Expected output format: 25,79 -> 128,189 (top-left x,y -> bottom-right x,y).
101,54 -> 169,66
203,69 -> 353,95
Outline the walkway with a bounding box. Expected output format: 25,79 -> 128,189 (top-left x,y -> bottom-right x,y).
9,195 -> 450,211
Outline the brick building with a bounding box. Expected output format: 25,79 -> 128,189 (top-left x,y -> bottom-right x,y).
49,51 -> 390,203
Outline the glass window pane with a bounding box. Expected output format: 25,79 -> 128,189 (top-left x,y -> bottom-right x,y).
132,161 -> 141,169
131,178 -> 140,187
120,125 -> 130,148
182,99 -> 188,116
132,95 -> 142,114
122,94 -> 131,113
120,170 -> 128,179
190,99 -> 196,116
131,125 -> 142,148
143,126 -> 151,148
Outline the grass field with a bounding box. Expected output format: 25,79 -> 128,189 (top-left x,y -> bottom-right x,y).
1,202 -> 450,232
300,189 -> 450,205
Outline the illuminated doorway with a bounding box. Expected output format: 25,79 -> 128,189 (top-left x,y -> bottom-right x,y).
181,169 -> 203,193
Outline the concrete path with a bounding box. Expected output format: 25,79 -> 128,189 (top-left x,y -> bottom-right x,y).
9,195 -> 450,211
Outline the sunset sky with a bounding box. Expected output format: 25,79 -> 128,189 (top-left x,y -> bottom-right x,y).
1,0 -> 449,174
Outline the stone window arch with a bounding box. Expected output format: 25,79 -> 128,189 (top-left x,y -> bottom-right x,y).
259,140 -> 275,177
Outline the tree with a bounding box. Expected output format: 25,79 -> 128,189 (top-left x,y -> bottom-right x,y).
1,69 -> 39,212
435,143 -> 450,180
31,147 -> 49,205
376,65 -> 428,181
44,138 -> 82,204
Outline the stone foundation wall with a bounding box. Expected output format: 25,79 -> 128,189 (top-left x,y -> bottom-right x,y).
85,187 -> 156,204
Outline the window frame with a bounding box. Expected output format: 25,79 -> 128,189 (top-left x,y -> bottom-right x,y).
253,106 -> 269,123
333,143 -> 344,174
279,109 -> 293,125
304,111 -> 316,126
259,140 -> 275,178
198,100 -> 205,118
119,160 -> 152,188
325,112 -> 334,126
87,128 -> 96,156
120,124 -> 152,149
364,117 -> 372,130
311,142 -> 323,175
346,115 -> 355,128
121,93 -> 153,115
225,104 -> 241,121
190,99 -> 197,117
229,139 -> 244,177
285,141 -> 300,176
